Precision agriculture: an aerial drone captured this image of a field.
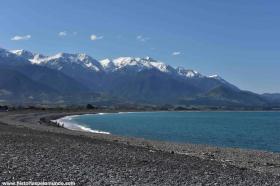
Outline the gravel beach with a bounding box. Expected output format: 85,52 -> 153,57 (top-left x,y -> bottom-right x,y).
0,110 -> 280,185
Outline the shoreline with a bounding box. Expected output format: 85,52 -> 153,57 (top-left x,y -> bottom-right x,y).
1,109 -> 280,184
50,111 -> 159,134
52,114 -> 111,134
52,111 -> 280,153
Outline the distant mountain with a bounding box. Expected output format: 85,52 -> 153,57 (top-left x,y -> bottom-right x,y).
262,93 -> 280,105
0,48 -> 29,66
0,49 -> 93,104
0,68 -> 56,102
12,50 -> 105,90
0,47 -> 272,107
203,86 -> 266,106
2,50 -> 88,93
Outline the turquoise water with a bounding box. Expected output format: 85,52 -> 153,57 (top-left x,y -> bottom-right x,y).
71,112 -> 280,152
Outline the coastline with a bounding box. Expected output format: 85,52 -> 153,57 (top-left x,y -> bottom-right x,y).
53,111 -> 280,153
51,110 -> 280,134
52,114 -> 111,134
1,109 -> 280,184
51,111 -> 157,134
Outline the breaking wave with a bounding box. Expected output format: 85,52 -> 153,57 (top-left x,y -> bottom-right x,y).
52,114 -> 110,134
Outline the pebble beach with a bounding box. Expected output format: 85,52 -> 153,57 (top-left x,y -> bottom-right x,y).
0,110 -> 280,185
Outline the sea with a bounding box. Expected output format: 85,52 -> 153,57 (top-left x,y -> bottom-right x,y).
56,111 -> 280,152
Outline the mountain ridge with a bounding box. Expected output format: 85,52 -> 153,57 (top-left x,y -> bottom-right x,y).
0,47 -> 274,106
11,49 -> 225,80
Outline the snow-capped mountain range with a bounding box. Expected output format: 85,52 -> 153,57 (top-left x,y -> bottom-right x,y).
0,47 -> 270,106
10,49 -> 219,79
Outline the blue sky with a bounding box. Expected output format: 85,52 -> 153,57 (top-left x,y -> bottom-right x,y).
0,0 -> 279,93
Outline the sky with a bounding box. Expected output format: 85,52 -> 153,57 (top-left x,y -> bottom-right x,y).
0,0 -> 279,93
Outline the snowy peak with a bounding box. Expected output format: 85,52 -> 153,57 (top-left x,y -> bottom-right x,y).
42,53 -> 103,71
11,49 -> 35,59
101,57 -> 150,72
10,49 -> 46,61
11,50 -> 103,72
176,67 -> 203,78
1,48 -> 22,58
47,52 -> 93,61
142,56 -> 174,73
100,58 -> 116,71
113,57 -> 155,71
150,61 -> 175,73
100,56 -> 175,73
0,48 -> 34,66
208,74 -> 222,80
208,74 -> 228,83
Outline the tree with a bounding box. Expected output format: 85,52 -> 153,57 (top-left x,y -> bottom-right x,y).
86,104 -> 96,109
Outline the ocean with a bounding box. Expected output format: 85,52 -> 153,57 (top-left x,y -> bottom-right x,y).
57,111 -> 280,152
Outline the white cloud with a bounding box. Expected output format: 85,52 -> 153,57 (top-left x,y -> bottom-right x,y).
58,31 -> 67,37
90,34 -> 104,41
136,35 -> 150,42
172,51 -> 181,56
11,35 -> 31,41
59,31 -> 78,37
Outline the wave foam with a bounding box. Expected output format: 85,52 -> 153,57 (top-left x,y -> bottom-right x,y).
52,115 -> 110,135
